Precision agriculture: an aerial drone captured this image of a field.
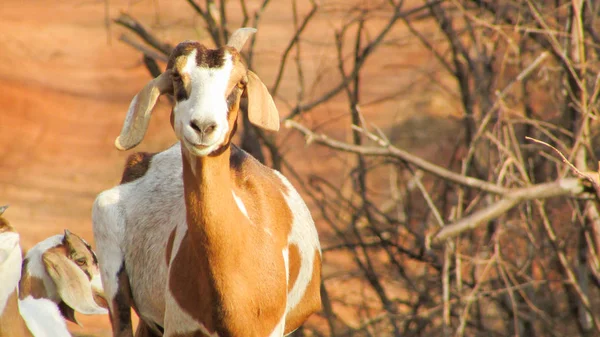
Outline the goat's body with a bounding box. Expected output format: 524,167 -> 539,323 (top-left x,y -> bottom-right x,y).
93,143 -> 321,336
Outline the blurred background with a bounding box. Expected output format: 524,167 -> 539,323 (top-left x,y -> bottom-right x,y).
2,0 -> 600,336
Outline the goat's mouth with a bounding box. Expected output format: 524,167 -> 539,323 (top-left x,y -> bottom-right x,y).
193,144 -> 209,150
182,138 -> 216,156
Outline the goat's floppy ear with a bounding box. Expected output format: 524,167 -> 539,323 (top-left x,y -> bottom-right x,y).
246,70 -> 280,132
42,248 -> 108,324
115,70 -> 174,151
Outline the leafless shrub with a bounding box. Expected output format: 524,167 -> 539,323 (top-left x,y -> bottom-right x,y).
115,0 -> 600,336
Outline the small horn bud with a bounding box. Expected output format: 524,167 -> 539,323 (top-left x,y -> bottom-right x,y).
227,27 -> 257,52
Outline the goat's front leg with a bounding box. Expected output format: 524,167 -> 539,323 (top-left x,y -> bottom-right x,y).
92,190 -> 134,337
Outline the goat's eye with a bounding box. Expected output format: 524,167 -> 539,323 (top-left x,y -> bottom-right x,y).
172,73 -> 182,82
75,258 -> 86,266
237,81 -> 245,89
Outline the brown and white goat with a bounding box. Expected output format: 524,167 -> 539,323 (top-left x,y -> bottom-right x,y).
93,28 -> 322,337
0,205 -> 107,337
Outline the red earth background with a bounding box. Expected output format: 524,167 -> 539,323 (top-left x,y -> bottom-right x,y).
0,0 -> 458,335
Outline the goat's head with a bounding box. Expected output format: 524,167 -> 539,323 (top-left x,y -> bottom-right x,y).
115,28 -> 279,156
21,229 -> 108,324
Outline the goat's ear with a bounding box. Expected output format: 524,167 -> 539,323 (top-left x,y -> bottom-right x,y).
42,247 -> 108,322
0,205 -> 8,216
115,70 -> 173,151
245,70 -> 280,132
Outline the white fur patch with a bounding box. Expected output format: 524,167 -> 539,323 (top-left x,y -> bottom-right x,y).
232,191 -> 249,218
276,248 -> 290,336
282,247 -> 289,288
174,51 -> 234,156
90,272 -> 103,294
19,296 -> 71,337
273,171 -> 321,315
92,186 -> 128,320
0,232 -> 22,314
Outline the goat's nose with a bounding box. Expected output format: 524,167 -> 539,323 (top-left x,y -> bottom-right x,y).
190,120 -> 217,136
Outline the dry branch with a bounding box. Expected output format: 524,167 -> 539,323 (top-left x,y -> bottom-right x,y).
114,13 -> 173,56
430,178 -> 587,246
118,34 -> 169,63
286,120 -> 507,194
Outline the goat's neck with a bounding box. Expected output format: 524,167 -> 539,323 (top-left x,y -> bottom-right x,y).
182,145 -> 246,255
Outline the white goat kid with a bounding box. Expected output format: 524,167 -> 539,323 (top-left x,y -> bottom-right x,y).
0,205 -> 107,337
93,28 -> 322,337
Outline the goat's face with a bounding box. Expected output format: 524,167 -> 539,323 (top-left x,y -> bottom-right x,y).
115,28 -> 280,154
167,43 -> 247,156
61,230 -> 102,288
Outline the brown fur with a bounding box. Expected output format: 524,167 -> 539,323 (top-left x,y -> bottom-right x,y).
168,231 -> 216,334
284,250 -> 322,334
167,42 -> 226,69
163,42 -> 321,336
18,262 -> 47,300
170,146 -> 290,336
287,244 -> 301,292
110,263 -> 134,335
168,332 -> 204,337
0,290 -> 33,337
121,152 -> 154,184
0,218 -> 14,233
